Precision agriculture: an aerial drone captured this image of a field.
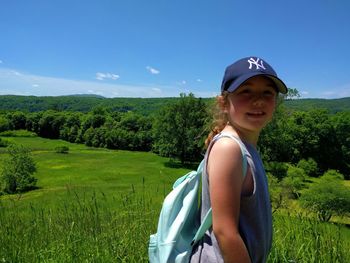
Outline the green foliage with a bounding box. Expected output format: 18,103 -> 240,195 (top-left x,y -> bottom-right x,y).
300,170 -> 350,222
38,110 -> 66,138
259,104 -> 295,162
260,107 -> 350,178
152,93 -> 208,163
0,115 -> 10,132
0,129 -> 37,137
0,144 -> 37,194
283,87 -> 301,100
267,173 -> 286,212
265,161 -> 288,181
331,112 -> 350,176
1,94 -> 350,178
55,146 -> 69,154
297,158 -> 318,177
0,137 -> 9,147
6,111 -> 27,130
1,95 -> 349,114
0,95 -> 210,115
282,166 -> 307,199
284,97 -> 350,113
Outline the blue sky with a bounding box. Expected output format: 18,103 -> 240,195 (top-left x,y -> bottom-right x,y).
1,0 -> 350,98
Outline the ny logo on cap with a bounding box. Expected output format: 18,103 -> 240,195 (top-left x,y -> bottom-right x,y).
247,57 -> 266,70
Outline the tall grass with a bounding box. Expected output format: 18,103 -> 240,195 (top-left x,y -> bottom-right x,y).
1,188 -> 349,262
270,213 -> 349,263
0,186 -> 159,262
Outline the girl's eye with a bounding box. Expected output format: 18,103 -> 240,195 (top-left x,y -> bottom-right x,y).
238,88 -> 251,94
264,90 -> 274,95
263,89 -> 277,97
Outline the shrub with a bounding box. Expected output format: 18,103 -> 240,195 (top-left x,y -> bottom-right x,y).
54,146 -> 69,154
265,161 -> 288,181
282,166 -> 307,199
300,170 -> 350,222
0,137 -> 9,147
297,158 -> 319,177
0,144 -> 37,194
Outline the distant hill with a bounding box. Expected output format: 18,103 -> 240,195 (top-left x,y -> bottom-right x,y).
0,95 -> 349,114
0,95 -> 182,115
284,97 -> 350,113
66,94 -> 106,98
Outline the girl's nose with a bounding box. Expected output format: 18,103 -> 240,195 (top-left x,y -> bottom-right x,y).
252,94 -> 265,106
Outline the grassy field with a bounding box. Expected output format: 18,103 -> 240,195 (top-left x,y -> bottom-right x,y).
0,135 -> 349,262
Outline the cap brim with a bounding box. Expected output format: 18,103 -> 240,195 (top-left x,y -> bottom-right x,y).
226,72 -> 288,94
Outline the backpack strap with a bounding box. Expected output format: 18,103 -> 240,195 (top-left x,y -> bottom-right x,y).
191,133 -> 248,246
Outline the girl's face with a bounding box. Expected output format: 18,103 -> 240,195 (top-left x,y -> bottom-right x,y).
225,75 -> 277,135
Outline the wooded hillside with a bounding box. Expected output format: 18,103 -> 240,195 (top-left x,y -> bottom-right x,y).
0,95 -> 349,114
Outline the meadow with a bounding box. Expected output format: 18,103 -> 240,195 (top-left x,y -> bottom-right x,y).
0,135 -> 349,262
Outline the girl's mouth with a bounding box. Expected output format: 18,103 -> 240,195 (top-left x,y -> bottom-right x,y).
247,111 -> 265,116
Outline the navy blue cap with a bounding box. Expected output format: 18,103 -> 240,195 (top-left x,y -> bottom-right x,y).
221,57 -> 288,94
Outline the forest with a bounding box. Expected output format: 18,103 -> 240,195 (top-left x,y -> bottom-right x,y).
0,94 -> 349,114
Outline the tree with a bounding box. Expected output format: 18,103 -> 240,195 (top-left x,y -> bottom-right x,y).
0,137 -> 8,147
0,144 -> 37,194
297,158 -> 318,177
0,115 -> 10,132
267,173 -> 286,213
300,170 -> 350,222
283,88 -> 300,100
265,161 -> 288,181
38,111 -> 66,138
332,112 -> 350,178
152,93 -> 208,164
259,104 -> 295,163
281,166 -> 307,199
7,111 -> 27,130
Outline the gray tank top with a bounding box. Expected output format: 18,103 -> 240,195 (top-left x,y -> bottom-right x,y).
190,133 -> 272,263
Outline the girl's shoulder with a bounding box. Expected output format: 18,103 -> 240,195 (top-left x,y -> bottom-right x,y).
209,132 -> 246,155
207,133 -> 245,172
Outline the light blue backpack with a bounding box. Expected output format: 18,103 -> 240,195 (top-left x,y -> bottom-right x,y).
148,134 -> 248,263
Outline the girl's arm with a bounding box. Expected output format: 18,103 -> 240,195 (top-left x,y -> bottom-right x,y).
208,137 -> 251,263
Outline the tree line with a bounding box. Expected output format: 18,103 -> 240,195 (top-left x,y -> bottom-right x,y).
0,93 -> 349,178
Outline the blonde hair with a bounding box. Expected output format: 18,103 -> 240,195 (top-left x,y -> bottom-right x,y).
205,91 -> 230,148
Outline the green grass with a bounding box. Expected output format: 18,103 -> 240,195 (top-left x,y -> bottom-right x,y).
0,135 -> 189,205
0,135 -> 349,262
270,212 -> 349,263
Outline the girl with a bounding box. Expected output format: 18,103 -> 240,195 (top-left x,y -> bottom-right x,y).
191,57 -> 288,263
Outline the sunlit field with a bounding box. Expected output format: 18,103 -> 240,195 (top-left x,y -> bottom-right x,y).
0,136 -> 349,262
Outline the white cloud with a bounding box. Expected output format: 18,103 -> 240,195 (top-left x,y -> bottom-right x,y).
0,60 -> 3,64
196,79 -> 202,82
146,66 -> 160,75
0,68 -> 211,98
96,72 -> 120,81
317,83 -> 350,99
11,70 -> 21,76
176,80 -> 187,85
152,88 -> 162,93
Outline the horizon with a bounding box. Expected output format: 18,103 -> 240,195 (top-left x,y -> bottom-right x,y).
0,93 -> 349,101
1,1 -> 350,99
